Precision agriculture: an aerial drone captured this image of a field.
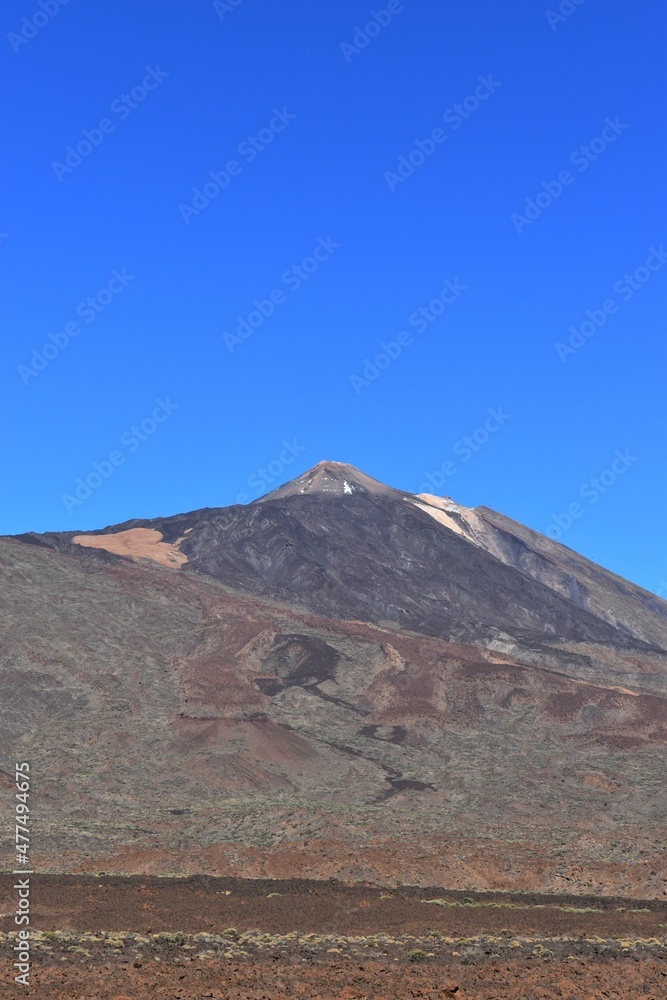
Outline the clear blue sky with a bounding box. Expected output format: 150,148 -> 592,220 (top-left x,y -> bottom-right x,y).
2,0 -> 666,595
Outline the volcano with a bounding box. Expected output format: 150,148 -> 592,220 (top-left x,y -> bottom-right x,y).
26,460 -> 667,650
2,462 -> 666,895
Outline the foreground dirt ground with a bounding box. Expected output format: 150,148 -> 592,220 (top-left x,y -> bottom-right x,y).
2,876 -> 666,998
12,952 -> 667,999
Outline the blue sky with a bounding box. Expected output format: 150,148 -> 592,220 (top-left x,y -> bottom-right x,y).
2,0 -> 666,595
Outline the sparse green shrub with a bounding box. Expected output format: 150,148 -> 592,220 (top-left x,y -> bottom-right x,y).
561,906 -> 601,913
409,949 -> 426,962
157,932 -> 188,946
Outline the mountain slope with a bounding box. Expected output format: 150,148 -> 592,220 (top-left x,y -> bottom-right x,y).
25,461 -> 667,652
412,494 -> 667,649
0,532 -> 666,895
3,461 -> 666,895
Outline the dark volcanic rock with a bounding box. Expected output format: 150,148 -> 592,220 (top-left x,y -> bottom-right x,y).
174,489 -> 629,645
16,461 -> 667,652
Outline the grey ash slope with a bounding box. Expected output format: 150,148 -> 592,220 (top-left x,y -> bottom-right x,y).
456,503 -> 667,650
21,461 -> 667,652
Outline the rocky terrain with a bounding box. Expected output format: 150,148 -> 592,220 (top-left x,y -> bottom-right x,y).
25,461 -> 667,649
2,461 -> 666,995
2,875 -> 666,998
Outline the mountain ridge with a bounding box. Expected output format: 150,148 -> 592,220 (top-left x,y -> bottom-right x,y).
13,461 -> 667,652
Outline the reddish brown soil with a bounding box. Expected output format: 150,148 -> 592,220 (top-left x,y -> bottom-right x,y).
2,877 -> 666,998
71,527 -> 188,568
17,954 -> 667,1000
2,875 -> 665,938
58,836 -> 667,901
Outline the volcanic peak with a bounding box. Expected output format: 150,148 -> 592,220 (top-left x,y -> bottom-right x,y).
253,460 -> 398,503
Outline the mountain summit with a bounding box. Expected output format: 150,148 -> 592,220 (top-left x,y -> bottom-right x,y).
255,460 -> 396,502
